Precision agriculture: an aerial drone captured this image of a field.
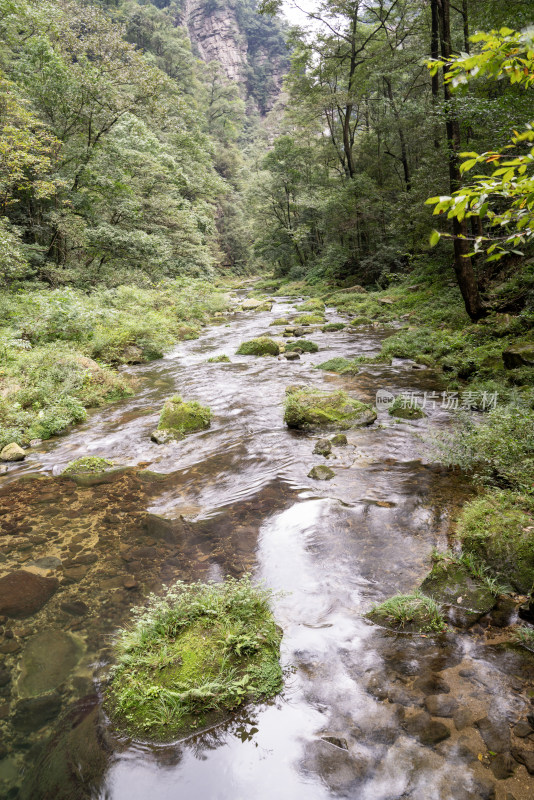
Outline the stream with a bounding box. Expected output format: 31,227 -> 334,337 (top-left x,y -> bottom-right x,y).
1,288 -> 533,800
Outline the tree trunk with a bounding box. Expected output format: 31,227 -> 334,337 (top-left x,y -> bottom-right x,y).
431,0 -> 440,148
384,77 -> 411,191
438,0 -> 486,321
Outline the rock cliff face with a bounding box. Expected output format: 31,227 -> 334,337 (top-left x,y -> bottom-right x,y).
180,0 -> 288,113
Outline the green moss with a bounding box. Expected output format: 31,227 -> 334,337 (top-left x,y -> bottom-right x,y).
105,577 -> 283,740
62,457 -> 114,476
269,318 -> 290,326
388,396 -> 426,419
158,395 -> 211,435
285,339 -> 318,354
368,591 -> 446,634
456,491 -> 534,593
284,387 -> 376,430
236,337 -> 280,356
322,323 -> 346,332
299,299 -> 325,312
295,313 -> 325,325
315,357 -> 357,374
207,354 -> 231,363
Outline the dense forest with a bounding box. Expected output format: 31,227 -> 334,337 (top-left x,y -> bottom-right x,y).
2,1 -> 534,797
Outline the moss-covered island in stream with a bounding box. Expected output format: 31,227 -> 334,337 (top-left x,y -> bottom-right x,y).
155,396 -> 211,440
388,395 -> 426,419
285,339 -> 318,354
62,456 -> 114,476
207,354 -> 231,363
284,386 -> 376,430
367,591 -> 446,634
236,337 -> 280,356
105,577 -> 283,741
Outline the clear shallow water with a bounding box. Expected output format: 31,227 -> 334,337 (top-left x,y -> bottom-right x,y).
1,291 -> 533,800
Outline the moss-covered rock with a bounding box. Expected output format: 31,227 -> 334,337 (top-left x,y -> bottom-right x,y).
502,344 -> 534,369
299,298 -> 325,312
236,338 -> 280,356
156,396 -> 211,439
315,357 -> 358,375
322,323 -> 346,332
241,298 -> 265,311
270,318 -> 290,326
368,591 -> 446,634
295,313 -> 325,325
1,442 -> 26,462
207,354 -> 231,363
105,577 -> 283,740
313,438 -> 332,457
62,457 -> 114,476
456,492 -> 534,594
308,465 -> 335,480
388,396 -> 426,420
284,387 -> 376,430
285,339 -> 318,354
420,561 -> 496,628
330,434 -> 347,446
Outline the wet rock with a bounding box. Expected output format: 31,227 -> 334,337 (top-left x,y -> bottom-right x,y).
18,629 -> 83,697
60,600 -> 89,616
285,386 -> 376,430
13,692 -> 62,732
0,570 -> 58,618
420,563 -> 496,628
513,721 -> 533,738
413,674 -> 450,695
490,752 -> 516,780
424,694 -> 459,717
528,712 -> 534,728
502,345 -> 534,369
284,351 -> 300,360
472,777 -> 496,800
123,576 -> 138,590
121,345 -> 144,364
241,298 -> 264,311
29,556 -> 62,570
0,443 -> 25,462
488,597 -> 516,628
386,686 -> 424,708
403,712 -> 451,745
62,566 -> 89,583
0,464 -> 8,474
304,739 -> 371,794
308,465 -> 335,481
0,639 -> 20,654
150,429 -> 175,445
475,716 -> 511,753
0,668 -> 11,687
511,747 -> 534,774
330,434 -> 347,446
313,439 -> 332,457
320,735 -> 349,750
518,596 -> 534,624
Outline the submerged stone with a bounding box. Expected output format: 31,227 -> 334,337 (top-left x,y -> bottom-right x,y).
284,387 -> 376,431
0,570 -> 58,618
13,692 -> 62,732
18,629 -> 83,697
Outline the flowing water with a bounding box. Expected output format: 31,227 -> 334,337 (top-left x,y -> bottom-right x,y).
1,289 -> 533,800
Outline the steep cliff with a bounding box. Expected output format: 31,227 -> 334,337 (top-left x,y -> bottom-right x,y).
179,0 -> 288,113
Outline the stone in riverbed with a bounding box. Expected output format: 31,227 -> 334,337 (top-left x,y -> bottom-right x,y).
313,438 -> 332,457
511,747 -> 534,774
0,570 -> 58,618
12,692 -> 62,732
330,434 -> 347,446
403,711 -> 450,745
18,629 -> 83,697
284,351 -> 300,360
475,716 -> 511,753
154,395 -> 211,442
419,563 -> 495,628
285,387 -> 376,431
1,443 -> 25,462
513,721 -> 534,738
490,753 -> 516,780
308,465 -> 335,481
424,694 -> 458,717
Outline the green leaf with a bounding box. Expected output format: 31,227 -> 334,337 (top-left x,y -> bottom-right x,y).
429,230 -> 441,247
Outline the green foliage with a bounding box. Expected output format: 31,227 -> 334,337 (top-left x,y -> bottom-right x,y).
512,626 -> 534,650
207,354 -> 231,363
105,576 -> 283,739
236,337 -> 280,356
62,456 -> 114,476
322,323 -> 345,332
369,591 -> 446,634
456,491 -> 534,594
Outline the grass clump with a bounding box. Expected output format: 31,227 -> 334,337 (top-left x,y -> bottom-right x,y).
322,323 -> 345,332
298,299 -> 325,312
512,626 -> 534,650
62,456 -> 114,476
270,318 -> 290,326
315,357 -> 358,375
388,395 -> 426,419
207,354 -> 231,363
105,576 -> 283,740
368,590 -> 446,634
158,396 -> 211,436
236,337 -> 280,356
285,339 -> 318,354
456,491 -> 534,593
294,313 -> 325,325
284,386 -> 376,430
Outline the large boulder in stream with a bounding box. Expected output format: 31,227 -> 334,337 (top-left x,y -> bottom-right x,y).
284,387 -> 376,431
1,442 -> 26,462
151,395 -> 211,443
236,337 -> 280,356
61,457 -> 132,487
